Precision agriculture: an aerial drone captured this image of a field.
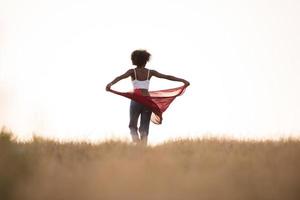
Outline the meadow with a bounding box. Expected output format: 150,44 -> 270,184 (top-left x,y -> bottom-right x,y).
1,129 -> 300,200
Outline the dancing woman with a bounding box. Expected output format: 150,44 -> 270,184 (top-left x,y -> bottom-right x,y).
106,50 -> 189,145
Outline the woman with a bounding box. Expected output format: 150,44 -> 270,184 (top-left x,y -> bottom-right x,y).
106,50 -> 189,145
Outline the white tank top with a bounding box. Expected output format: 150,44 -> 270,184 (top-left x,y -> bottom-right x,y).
132,68 -> 150,89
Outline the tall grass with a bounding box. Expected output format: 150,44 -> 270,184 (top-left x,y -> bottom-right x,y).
1,129 -> 300,200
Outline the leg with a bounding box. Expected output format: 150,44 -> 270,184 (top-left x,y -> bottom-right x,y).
139,106 -> 152,145
129,100 -> 142,143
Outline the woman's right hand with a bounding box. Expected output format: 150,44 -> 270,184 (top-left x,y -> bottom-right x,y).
183,80 -> 190,87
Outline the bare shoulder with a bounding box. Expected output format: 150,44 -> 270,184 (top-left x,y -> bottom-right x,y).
149,69 -> 158,75
118,68 -> 134,79
125,68 -> 134,75
148,69 -> 156,78
150,69 -> 164,78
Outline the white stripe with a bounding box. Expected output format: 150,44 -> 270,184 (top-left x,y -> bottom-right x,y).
147,69 -> 150,80
133,68 -> 137,80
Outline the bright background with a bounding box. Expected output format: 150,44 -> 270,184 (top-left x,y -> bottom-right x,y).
1,0 -> 300,144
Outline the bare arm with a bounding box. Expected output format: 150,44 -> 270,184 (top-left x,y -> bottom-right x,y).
106,69 -> 133,91
151,70 -> 190,86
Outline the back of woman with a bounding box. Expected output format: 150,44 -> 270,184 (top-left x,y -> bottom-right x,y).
106,49 -> 189,145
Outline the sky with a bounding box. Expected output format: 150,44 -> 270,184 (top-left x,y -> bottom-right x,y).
1,0 -> 300,144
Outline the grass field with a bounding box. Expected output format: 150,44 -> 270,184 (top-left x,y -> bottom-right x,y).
1,129 -> 300,200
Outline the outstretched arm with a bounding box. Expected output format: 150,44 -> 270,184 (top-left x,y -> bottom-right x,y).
106,69 -> 133,91
151,70 -> 190,86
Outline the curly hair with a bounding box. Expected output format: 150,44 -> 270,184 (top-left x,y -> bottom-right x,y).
131,50 -> 151,67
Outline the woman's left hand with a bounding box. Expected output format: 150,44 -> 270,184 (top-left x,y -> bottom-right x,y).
106,83 -> 112,91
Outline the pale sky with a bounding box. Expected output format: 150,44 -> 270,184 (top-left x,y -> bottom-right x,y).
1,0 -> 300,144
